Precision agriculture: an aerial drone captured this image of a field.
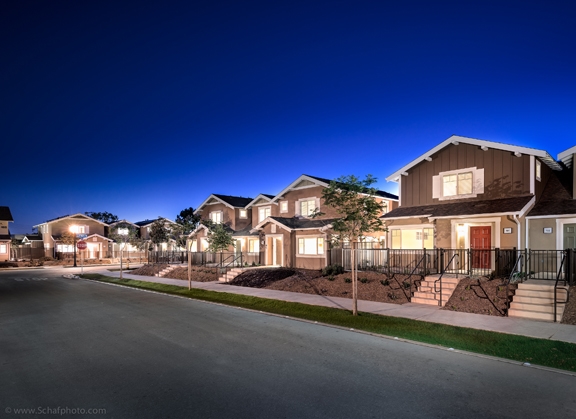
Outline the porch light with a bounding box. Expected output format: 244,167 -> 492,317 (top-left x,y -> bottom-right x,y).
457,224 -> 466,235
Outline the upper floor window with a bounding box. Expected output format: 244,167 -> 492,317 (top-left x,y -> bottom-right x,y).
280,201 -> 288,213
433,167 -> 484,201
210,211 -> 222,224
258,206 -> 271,223
239,209 -> 247,219
443,172 -> 472,197
299,199 -> 317,217
536,160 -> 541,182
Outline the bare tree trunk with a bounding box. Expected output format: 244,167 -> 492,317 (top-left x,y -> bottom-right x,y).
187,241 -> 192,290
351,240 -> 358,315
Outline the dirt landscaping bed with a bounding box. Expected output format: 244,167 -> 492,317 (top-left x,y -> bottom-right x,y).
562,287 -> 576,325
228,268 -> 417,304
442,276 -> 517,317
129,264 -> 219,282
130,264 -> 169,276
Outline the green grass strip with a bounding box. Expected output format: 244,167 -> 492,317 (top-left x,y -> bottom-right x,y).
82,273 -> 576,372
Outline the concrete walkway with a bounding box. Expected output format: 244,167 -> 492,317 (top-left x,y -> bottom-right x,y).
93,268 -> 576,345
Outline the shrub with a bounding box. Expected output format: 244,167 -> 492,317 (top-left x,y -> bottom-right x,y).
359,277 -> 368,284
322,264 -> 344,277
403,281 -> 411,289
380,279 -> 390,286
327,275 -> 335,281
344,278 -> 352,283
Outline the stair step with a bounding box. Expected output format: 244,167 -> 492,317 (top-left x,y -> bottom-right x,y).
509,302 -> 565,314
410,297 -> 441,306
508,308 -> 562,322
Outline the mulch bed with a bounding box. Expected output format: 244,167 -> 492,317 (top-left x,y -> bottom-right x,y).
442,277 -> 518,317
562,287 -> 576,325
164,267 -> 218,282
229,268 -> 417,304
130,264 -> 169,276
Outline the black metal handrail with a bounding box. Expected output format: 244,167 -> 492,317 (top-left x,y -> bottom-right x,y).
503,253 -> 524,316
434,251 -> 458,307
554,251 -> 569,323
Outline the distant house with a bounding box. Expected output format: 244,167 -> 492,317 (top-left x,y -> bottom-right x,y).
0,206 -> 14,262
133,217 -> 180,251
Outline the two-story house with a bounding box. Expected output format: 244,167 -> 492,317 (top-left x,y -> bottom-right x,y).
191,194 -> 256,254
0,206 -> 14,262
34,213 -> 111,259
250,174 -> 399,269
383,135 -> 562,270
133,217 -> 180,251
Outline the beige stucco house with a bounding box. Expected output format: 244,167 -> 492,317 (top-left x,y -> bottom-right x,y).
0,206 -> 14,262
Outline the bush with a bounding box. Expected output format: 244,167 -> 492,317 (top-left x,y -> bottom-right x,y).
403,281 -> 411,289
326,275 -> 335,281
359,277 -> 368,284
344,278 -> 352,283
40,256 -> 54,262
380,279 -> 390,286
322,264 -> 344,277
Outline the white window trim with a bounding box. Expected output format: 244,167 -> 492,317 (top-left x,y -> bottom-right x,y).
258,206 -> 271,223
295,197 -> 320,218
209,211 -> 223,224
279,201 -> 288,213
296,235 -> 325,258
239,209 -> 248,219
433,167 -> 484,201
389,225 -> 435,249
0,244 -> 7,254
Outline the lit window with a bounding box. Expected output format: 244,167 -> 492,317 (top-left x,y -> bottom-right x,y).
443,172 -> 472,197
298,237 -> 324,255
239,209 -> 247,219
536,160 -> 541,182
300,199 -> 316,217
391,228 -> 433,249
210,211 -> 222,224
248,239 -> 259,253
0,244 -> 6,254
258,207 -> 271,222
280,201 -> 288,213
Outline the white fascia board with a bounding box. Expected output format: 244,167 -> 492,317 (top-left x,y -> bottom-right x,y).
35,213 -> 109,227
252,217 -> 293,232
270,175 -> 328,204
246,194 -> 277,208
187,224 -> 210,237
85,234 -> 113,242
518,196 -> 536,218
386,135 -> 561,182
109,219 -> 139,228
557,145 -> 576,168
429,211 -> 522,220
194,195 -> 235,213
381,214 -> 433,220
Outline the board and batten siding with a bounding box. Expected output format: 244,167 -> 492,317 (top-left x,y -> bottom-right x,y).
400,143 -> 532,207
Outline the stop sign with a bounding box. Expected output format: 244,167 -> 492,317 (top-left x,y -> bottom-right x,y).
77,240 -> 87,250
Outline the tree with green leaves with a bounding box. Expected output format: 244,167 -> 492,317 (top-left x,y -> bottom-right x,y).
174,207 -> 200,248
85,211 -> 119,224
149,218 -> 170,251
108,222 -> 138,280
315,174 -> 386,315
204,221 -> 235,253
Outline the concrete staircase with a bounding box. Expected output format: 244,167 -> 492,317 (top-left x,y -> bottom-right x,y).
219,267 -> 250,282
158,264 -> 180,277
508,280 -> 569,322
411,275 -> 462,306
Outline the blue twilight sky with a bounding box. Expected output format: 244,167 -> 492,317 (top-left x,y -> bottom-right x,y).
2,0 -> 576,233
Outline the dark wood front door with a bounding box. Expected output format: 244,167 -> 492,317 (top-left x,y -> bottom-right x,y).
470,226 -> 491,269
564,224 -> 576,249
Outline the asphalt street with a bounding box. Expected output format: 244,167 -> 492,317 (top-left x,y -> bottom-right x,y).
1,268 -> 575,419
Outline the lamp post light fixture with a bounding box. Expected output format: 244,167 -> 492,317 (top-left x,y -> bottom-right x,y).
69,225 -> 78,267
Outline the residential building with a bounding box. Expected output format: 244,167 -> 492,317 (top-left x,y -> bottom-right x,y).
0,206 -> 14,262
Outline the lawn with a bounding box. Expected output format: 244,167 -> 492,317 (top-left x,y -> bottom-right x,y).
81,273 -> 576,372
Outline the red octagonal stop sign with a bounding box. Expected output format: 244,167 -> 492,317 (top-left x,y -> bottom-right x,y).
77,240 -> 87,250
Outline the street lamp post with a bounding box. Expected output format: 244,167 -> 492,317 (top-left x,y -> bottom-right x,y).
69,226 -> 78,267
118,228 -> 129,280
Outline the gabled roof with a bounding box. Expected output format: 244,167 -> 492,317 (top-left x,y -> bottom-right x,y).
382,195 -> 534,219
557,146 -> 576,169
386,135 -> 562,182
527,171 -> 576,217
245,194 -> 276,208
0,206 -> 14,222
85,233 -> 113,242
133,217 -> 176,227
251,216 -> 336,232
270,174 -> 397,203
34,213 -> 108,227
109,219 -> 139,228
195,194 -> 254,213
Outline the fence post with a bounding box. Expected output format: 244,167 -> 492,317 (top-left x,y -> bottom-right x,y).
566,249 -> 573,285
495,248 -> 500,277
440,249 -> 445,274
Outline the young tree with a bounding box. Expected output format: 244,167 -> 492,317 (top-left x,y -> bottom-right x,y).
173,207 -> 200,248
204,221 -> 235,253
108,222 -> 138,280
316,174 -> 386,316
85,211 -> 119,224
149,218 -> 170,251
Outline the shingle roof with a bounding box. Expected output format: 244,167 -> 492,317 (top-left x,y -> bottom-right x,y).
213,194 -> 254,208
527,171 -> 576,216
231,226 -> 259,237
269,216 -> 336,230
382,196 -> 534,219
303,175 -> 398,200
0,206 -> 14,221
134,219 -> 157,227
0,234 -> 11,240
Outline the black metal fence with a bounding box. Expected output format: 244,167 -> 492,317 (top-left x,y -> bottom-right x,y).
11,247 -> 45,261
148,251 -> 261,267
329,246 -> 576,284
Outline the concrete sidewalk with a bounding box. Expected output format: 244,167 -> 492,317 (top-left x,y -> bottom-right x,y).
92,268 -> 576,345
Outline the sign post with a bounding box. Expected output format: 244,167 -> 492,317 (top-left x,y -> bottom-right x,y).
77,240 -> 87,274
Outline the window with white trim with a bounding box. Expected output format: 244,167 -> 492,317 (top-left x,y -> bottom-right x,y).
391,228 -> 434,249
56,244 -> 75,252
210,211 -> 223,224
0,244 -> 6,254
280,201 -> 288,213
299,199 -> 317,217
248,239 -> 259,253
258,206 -> 271,222
536,160 -> 541,182
433,167 -> 483,200
239,209 -> 247,219
298,237 -> 324,255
